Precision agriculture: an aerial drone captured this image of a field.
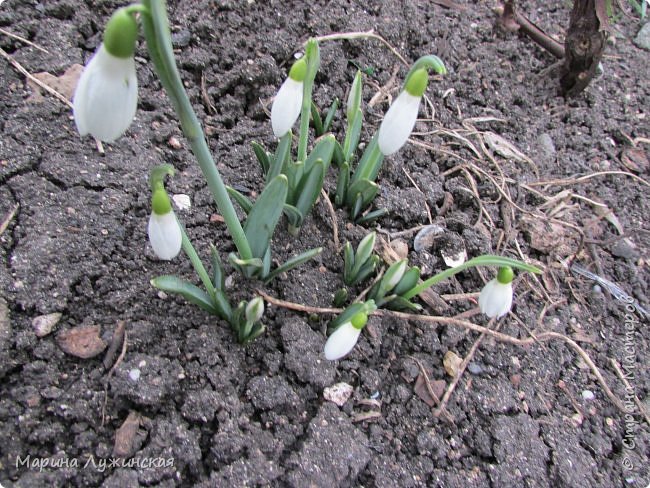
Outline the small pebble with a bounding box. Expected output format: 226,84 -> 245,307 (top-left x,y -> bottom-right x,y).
32,312 -> 62,337
582,390 -> 595,401
538,133 -> 556,158
168,136 -> 182,149
443,351 -> 462,378
172,193 -> 191,211
323,382 -> 354,407
128,369 -> 141,382
467,363 -> 483,375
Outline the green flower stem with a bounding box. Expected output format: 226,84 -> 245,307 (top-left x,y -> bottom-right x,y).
141,0 -> 252,261
297,39 -> 320,163
179,222 -> 216,298
402,255 -> 542,300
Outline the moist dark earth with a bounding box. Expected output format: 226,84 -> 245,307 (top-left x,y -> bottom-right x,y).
1,0 -> 649,486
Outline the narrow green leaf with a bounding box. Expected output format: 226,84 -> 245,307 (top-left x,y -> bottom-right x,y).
332,140 -> 345,168
345,178 -> 378,209
151,275 -> 217,315
311,101 -> 324,136
350,192 -> 364,221
343,241 -> 355,284
356,207 -> 389,225
262,245 -> 272,278
351,133 -> 383,184
351,231 -> 376,278
251,141 -> 270,175
304,134 -> 335,175
294,159 -> 326,225
268,131 -> 292,184
264,247 -> 323,283
323,97 -> 339,134
385,295 -> 422,312
346,70 -> 363,121
226,186 -> 253,214
343,109 -> 363,162
393,266 -> 420,296
244,175 -> 288,259
335,161 -> 350,207
283,203 -> 303,227
351,256 -> 379,286
285,160 -> 304,205
228,252 -> 264,278
212,290 -> 233,321
210,244 -> 225,290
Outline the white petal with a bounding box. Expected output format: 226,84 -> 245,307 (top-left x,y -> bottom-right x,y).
377,91 -> 421,156
148,211 -> 182,260
73,44 -> 138,142
271,77 -> 303,138
324,322 -> 362,361
478,279 -> 513,318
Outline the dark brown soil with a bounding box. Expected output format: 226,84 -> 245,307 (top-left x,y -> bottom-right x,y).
1,0 -> 648,486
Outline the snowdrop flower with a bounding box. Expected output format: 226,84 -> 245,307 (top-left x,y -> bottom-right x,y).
324,312 -> 368,361
478,267 -> 514,318
73,8 -> 139,142
148,187 -> 182,260
377,68 -> 428,156
271,58 -> 307,138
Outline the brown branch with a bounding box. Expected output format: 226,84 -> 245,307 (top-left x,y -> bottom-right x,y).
501,1 -> 565,59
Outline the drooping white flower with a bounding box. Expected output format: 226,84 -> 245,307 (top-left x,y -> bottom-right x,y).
72,8 -> 138,143
271,58 -> 307,138
148,211 -> 182,261
324,321 -> 362,361
324,312 -> 368,361
148,187 -> 181,260
478,267 -> 514,318
73,45 -> 138,142
377,68 -> 429,156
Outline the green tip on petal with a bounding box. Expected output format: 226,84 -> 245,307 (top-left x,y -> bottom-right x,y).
289,58 -> 308,82
151,188 -> 172,215
350,312 -> 368,330
103,8 -> 138,58
497,266 -> 514,285
405,68 -> 428,97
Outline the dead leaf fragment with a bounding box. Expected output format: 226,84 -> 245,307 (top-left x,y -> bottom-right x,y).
27,64 -> 83,103
414,374 -> 446,407
520,215 -> 574,255
621,148 -> 648,173
56,325 -> 107,358
113,411 -> 142,458
484,132 -> 538,175
592,202 -> 624,234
